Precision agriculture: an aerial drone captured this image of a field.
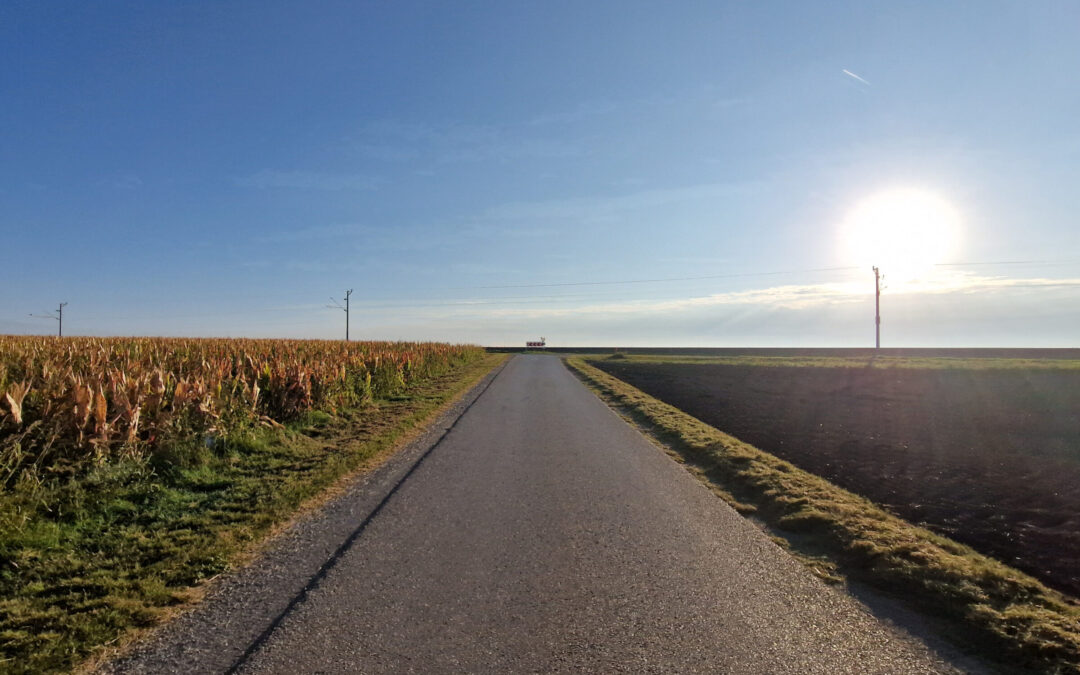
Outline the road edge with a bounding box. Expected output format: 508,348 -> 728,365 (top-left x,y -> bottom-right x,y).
565,356 -> 1080,674
94,354 -> 512,675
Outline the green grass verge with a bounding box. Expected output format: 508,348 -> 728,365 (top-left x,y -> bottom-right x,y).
597,353 -> 1080,370
0,353 -> 505,674
566,357 -> 1080,674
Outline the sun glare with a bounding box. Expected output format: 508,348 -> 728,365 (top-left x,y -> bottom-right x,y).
841,188 -> 961,282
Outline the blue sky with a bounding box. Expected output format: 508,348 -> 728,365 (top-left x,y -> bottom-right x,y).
3,1 -> 1079,346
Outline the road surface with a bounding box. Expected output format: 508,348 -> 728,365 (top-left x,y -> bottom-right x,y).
107,355 -> 974,673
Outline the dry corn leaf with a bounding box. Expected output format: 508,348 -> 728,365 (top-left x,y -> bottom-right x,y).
3,382 -> 30,426
93,387 -> 108,436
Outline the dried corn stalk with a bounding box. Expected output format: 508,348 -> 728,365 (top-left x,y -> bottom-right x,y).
0,335 -> 483,475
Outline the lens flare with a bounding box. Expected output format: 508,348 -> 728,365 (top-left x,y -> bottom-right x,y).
841,188 -> 961,282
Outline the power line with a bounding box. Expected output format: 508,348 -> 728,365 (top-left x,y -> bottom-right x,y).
29,302 -> 67,337
327,289 -> 353,341
16,258 -> 1080,330
72,305 -> 329,322
436,258 -> 1077,293
33,268 -> 865,324
456,266 -> 863,290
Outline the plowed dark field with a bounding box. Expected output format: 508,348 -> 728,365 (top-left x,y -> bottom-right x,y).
593,359 -> 1080,599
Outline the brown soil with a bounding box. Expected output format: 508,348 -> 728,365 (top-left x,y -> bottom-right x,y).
594,360 -> 1080,599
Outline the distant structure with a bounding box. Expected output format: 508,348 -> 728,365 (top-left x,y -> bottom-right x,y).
29,302 -> 68,337
526,337 -> 547,349
873,266 -> 883,349
327,289 -> 353,341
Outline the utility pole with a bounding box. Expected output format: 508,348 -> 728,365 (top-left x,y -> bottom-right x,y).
344,289 -> 352,341
873,266 -> 881,349
29,302 -> 68,337
328,290 -> 353,341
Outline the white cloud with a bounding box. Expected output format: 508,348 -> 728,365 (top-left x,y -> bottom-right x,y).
407,281 -> 861,321
350,270 -> 1080,325
347,270 -> 1080,347
885,270 -> 1080,296
45,270 -> 1076,346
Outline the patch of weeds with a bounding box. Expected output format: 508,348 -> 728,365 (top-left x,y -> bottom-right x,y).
0,354 -> 504,674
148,436 -> 214,472
288,409 -> 336,437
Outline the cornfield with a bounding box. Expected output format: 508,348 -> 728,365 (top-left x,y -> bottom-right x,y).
0,336 -> 484,481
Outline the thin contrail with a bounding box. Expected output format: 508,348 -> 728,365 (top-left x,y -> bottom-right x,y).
842,69 -> 871,86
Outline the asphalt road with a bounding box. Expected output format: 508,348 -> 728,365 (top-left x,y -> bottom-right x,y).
106,355 -> 974,673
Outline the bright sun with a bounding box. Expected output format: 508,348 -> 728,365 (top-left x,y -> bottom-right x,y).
841,188 -> 961,281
